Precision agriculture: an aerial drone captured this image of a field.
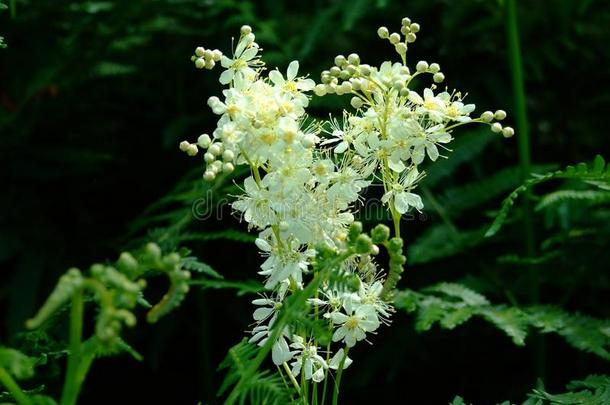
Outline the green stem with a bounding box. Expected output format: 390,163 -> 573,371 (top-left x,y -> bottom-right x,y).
60,290 -> 84,405
9,0 -> 15,18
505,0 -> 544,381
331,347 -> 349,405
0,367 -> 32,405
282,362 -> 301,392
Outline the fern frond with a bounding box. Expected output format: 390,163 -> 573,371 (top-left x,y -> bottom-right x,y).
395,284 -> 610,358
535,189 -> 610,211
486,155 -> 609,237
218,341 -> 295,405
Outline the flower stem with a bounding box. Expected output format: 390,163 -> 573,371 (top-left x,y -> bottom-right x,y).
0,367 -> 32,405
331,347 -> 349,405
505,0 -> 544,382
60,290 -> 84,405
282,362 -> 301,392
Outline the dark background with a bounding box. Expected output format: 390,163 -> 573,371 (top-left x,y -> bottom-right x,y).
1,0 -> 609,404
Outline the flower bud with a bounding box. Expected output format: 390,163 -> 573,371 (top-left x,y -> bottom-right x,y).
203,49 -> 213,60
197,134 -> 211,148
222,162 -> 235,173
208,143 -> 221,156
204,152 -> 215,163
195,47 -> 205,57
491,122 -> 503,133
195,58 -> 205,69
377,26 -> 389,38
389,33 -> 401,44
179,140 -> 191,152
240,25 -> 252,35
329,66 -> 341,77
406,33 -> 417,43
186,144 -> 198,156
355,234 -> 374,254
480,111 -> 494,122
502,126 -> 515,138
416,60 -> 429,72
350,96 -> 364,109
401,17 -> 412,27
429,63 -> 440,73
314,84 -> 327,96
395,42 -> 407,55
347,53 -> 360,65
334,54 -> 347,67
371,224 -> 391,243
222,150 -> 234,161
433,72 -> 445,83
494,110 -> 507,120
212,49 -> 222,61
358,64 -> 371,76
410,23 -> 420,33
205,59 -> 216,69
203,171 -> 215,181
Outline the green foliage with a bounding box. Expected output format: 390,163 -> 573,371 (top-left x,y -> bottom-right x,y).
486,156 -> 610,237
452,374 -> 610,405
218,341 -> 295,405
0,347 -> 35,380
395,283 -> 610,358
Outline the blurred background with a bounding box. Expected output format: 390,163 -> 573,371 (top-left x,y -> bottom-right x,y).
1,0 -> 609,403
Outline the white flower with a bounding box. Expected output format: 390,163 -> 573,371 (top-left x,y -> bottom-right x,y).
381,167 -> 424,214
327,304 -> 380,347
270,61 -> 315,106
219,34 -> 261,85
289,337 -> 328,382
328,348 -> 353,370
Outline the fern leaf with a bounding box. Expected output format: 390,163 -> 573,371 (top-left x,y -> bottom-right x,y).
535,189 -> 610,211
486,155 -> 610,237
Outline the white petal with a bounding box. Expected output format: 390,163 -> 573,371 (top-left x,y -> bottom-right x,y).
269,69 -> 285,86
394,192 -> 411,214
219,69 -> 234,84
287,60 -> 299,80
253,307 -> 273,321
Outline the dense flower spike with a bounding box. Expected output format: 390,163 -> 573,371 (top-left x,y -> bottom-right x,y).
184,17 -> 511,390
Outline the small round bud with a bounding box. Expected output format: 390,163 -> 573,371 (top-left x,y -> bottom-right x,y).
401,17 -> 412,27
240,25 -> 252,35
371,224 -> 391,243
429,63 -> 440,73
208,143 -> 221,156
203,171 -> 215,181
370,244 -> 380,255
204,152 -> 215,163
222,150 -> 234,161
345,64 -> 357,75
197,134 -> 211,148
348,53 -> 360,65
195,58 -> 205,69
491,122 -> 503,133
502,126 -> 515,138
195,47 -> 205,57
433,72 -> 445,83
355,234 -> 374,254
410,23 -> 420,33
211,160 -> 222,173
400,87 -> 410,97
329,66 -> 341,77
395,42 -> 408,55
145,242 -> 162,261
302,134 -> 317,148
494,110 -> 507,120
186,144 -> 198,156
406,33 -> 417,43
325,83 -> 336,94
205,59 -> 215,69
350,96 -> 364,109
207,96 -> 220,107
334,54 -> 347,67
389,33 -> 401,44
480,111 -> 494,122
222,162 -> 235,173
179,140 -> 190,152
339,70 -> 351,80
339,81 -> 353,93
392,79 -> 404,91
416,60 -> 429,72
358,64 -> 371,76
203,49 -> 213,60
212,49 -> 222,61
377,26 -> 389,38
245,33 -> 255,43
313,84 -> 327,96
400,25 -> 410,35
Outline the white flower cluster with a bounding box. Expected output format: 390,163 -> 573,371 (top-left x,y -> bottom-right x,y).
182,18 -> 511,386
